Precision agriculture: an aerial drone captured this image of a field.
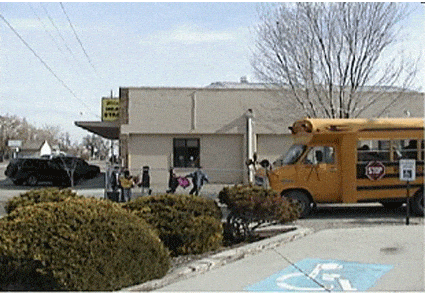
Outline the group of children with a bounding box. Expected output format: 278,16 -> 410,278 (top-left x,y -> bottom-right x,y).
166,167 -> 209,195
110,166 -> 151,202
110,166 -> 209,202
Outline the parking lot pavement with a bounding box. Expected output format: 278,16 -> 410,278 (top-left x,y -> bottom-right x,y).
149,225 -> 424,292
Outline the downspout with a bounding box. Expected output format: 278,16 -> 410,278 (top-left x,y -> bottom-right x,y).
191,91 -> 197,130
246,109 -> 255,184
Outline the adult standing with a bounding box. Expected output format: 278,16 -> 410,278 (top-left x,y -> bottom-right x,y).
186,167 -> 209,196
119,169 -> 134,202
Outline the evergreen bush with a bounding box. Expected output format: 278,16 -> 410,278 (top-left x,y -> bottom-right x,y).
219,185 -> 299,240
4,187 -> 81,214
0,197 -> 170,291
123,194 -> 223,255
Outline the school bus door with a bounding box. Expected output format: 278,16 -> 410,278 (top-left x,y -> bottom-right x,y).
297,145 -> 341,203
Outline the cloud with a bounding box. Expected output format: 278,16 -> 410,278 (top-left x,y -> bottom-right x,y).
141,24 -> 242,46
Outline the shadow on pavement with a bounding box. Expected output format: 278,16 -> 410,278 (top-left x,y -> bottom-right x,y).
308,203 -> 420,220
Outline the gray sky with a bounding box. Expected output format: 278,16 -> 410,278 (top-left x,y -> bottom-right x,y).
0,2 -> 423,143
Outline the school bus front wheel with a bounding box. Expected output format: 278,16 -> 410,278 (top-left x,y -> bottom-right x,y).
283,190 -> 313,218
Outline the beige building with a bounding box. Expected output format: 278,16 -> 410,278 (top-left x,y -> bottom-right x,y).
76,81 -> 424,186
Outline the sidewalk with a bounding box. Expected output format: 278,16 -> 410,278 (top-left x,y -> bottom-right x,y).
126,225 -> 424,292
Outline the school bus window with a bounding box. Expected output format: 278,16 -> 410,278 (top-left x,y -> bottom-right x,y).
392,140 -> 404,161
304,146 -> 335,165
358,141 -> 371,162
421,140 -> 424,161
273,144 -> 306,167
377,140 -> 390,161
399,139 -> 417,160
357,140 -> 388,162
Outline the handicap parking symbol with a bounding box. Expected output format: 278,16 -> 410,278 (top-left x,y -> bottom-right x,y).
245,258 -> 393,291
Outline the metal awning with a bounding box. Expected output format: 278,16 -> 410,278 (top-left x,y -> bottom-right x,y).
74,121 -> 120,139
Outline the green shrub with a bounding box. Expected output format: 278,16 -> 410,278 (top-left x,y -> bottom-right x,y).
4,187 -> 81,214
219,185 -> 299,240
0,197 -> 170,291
123,194 -> 223,255
219,185 -> 299,222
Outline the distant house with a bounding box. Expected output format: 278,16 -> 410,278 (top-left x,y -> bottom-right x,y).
19,140 -> 52,157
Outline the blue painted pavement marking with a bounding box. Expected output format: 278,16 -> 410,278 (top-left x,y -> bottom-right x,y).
245,258 -> 393,291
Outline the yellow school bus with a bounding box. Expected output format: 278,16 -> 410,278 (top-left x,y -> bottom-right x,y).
261,118 -> 424,217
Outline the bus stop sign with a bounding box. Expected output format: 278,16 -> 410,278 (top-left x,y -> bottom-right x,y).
365,161 -> 385,181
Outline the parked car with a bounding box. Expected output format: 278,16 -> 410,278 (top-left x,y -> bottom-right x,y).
4,156 -> 100,186
50,156 -> 100,180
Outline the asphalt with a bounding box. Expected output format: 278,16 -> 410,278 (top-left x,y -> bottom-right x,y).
123,224 -> 424,292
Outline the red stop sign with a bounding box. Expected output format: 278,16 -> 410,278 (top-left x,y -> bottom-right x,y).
365,161 -> 386,180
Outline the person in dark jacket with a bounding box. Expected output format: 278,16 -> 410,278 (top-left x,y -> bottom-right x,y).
110,166 -> 120,192
186,167 -> 209,196
166,168 -> 179,194
138,166 -> 152,195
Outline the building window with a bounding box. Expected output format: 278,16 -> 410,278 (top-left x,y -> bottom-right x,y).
173,138 -> 200,168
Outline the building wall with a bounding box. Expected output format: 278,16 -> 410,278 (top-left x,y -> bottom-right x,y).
257,134 -> 293,164
120,87 -> 292,135
119,86 -> 424,185
126,133 -> 244,186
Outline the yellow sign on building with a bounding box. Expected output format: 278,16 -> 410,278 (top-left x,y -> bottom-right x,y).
102,98 -> 120,121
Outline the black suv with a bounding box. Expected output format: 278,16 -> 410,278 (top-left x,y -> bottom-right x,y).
5,156 -> 100,186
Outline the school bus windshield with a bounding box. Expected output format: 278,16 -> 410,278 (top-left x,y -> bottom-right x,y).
273,144 -> 306,167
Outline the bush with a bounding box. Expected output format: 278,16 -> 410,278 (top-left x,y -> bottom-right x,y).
123,194 -> 223,256
0,197 -> 170,291
219,185 -> 299,240
4,187 -> 81,214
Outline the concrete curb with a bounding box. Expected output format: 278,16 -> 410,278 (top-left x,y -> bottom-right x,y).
123,226 -> 313,292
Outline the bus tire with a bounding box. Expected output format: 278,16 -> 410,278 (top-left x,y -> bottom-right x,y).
410,189 -> 424,217
283,190 -> 313,218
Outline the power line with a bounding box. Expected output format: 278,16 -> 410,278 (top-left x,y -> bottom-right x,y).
0,12 -> 100,119
28,3 -> 81,78
60,2 -> 102,79
40,2 -> 81,65
29,3 -> 96,86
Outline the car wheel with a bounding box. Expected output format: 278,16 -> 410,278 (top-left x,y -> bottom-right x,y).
12,179 -> 23,186
283,190 -> 313,218
26,175 -> 38,186
410,189 -> 424,217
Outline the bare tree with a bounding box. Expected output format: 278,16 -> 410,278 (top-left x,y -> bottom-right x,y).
82,134 -> 109,159
252,2 -> 419,119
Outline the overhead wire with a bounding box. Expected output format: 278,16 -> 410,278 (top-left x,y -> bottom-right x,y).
59,2 -> 102,80
28,3 -> 82,78
28,2 -> 106,100
39,2 -> 82,66
0,12 -> 100,119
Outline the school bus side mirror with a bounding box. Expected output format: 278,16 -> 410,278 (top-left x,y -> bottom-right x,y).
260,159 -> 270,169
